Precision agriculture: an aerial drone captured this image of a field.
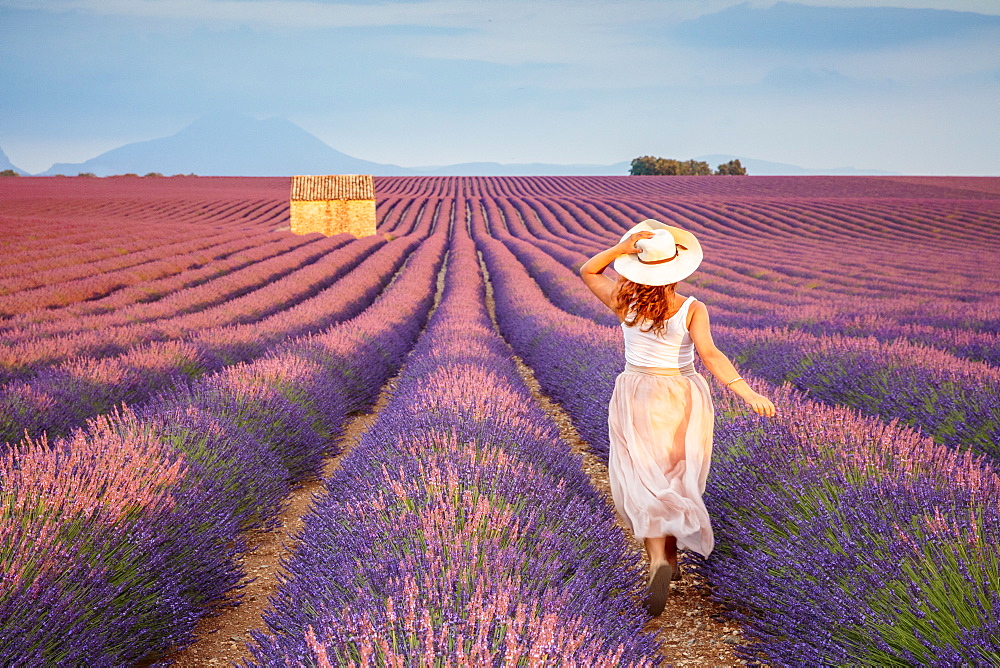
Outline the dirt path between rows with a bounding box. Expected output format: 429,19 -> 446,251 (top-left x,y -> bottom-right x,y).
161,377 -> 399,667
510,360 -> 746,666
479,258 -> 746,667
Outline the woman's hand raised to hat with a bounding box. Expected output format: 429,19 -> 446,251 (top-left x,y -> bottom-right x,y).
615,230 -> 655,255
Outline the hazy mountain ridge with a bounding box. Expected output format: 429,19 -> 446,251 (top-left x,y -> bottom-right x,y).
411,161 -> 633,176
693,154 -> 895,176
0,146 -> 27,175
39,113 -> 412,177
26,113 -> 896,177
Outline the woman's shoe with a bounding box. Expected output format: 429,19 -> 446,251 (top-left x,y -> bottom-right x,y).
644,561 -> 673,616
671,563 -> 682,581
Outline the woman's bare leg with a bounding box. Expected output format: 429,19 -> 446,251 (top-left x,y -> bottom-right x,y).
644,535 -> 677,567
643,535 -> 676,614
665,535 -> 678,570
644,536 -> 667,565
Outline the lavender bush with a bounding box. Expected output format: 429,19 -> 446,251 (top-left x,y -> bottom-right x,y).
0,224 -> 431,444
481,198 -> 1000,458
473,197 -> 1000,664
250,219 -> 661,666
0,228 -> 447,664
489,191 -> 1000,359
703,380 -> 1000,666
711,324 -> 1000,457
470,204 -> 621,457
0,200 -> 428,380
2,174 -> 996,665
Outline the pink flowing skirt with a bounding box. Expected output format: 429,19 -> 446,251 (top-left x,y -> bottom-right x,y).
608,364 -> 715,557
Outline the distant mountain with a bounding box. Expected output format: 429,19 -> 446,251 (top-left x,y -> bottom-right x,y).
41,113 -> 414,176
694,154 -> 897,176
413,161 -> 632,176
0,146 -> 27,175
30,113 -> 897,176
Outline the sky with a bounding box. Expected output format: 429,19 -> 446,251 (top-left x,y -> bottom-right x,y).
1,0 -> 998,175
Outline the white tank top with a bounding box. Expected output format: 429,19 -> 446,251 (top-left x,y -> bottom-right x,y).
621,295 -> 697,368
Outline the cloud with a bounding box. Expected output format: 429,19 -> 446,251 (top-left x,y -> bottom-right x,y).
0,0 -> 718,31
760,66 -> 861,91
790,0 -> 999,14
0,0 -> 467,28
672,2 -> 1000,51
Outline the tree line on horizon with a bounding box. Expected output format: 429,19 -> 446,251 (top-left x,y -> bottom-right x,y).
629,156 -> 747,176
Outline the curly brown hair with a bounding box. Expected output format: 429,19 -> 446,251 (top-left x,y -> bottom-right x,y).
614,278 -> 683,335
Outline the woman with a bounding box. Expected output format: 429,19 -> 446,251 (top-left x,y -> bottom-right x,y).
579,219 -> 775,616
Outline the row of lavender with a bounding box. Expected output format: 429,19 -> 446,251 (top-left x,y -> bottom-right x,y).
1,182 -> 301,310
1,212 -> 273,281
9,176 -> 995,333
0,205 -> 439,445
483,192 -> 998,334
0,200 -> 418,356
249,221 -> 661,666
493,191 -> 998,256
0,229 -> 447,665
1,232 -> 355,368
480,188 -> 997,274
374,174 -> 1000,200
490,195 -> 1000,345
0,196 -> 423,328
472,210 -> 1000,664
6,177 -> 996,352
2,224 -> 281,299
482,199 -> 1000,457
6,231 -> 315,323
705,382 -> 1000,666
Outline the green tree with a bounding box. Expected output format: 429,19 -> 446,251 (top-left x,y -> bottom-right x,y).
630,156 -> 665,175
681,159 -> 712,176
715,159 -> 747,175
630,156 -> 716,176
0,169 -> 19,177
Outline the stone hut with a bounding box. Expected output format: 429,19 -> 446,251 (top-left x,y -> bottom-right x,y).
290,174 -> 376,237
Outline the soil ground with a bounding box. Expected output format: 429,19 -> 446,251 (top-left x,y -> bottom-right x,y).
163,379 -> 399,667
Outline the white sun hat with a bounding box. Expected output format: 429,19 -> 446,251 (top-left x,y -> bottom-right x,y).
613,219 -> 703,286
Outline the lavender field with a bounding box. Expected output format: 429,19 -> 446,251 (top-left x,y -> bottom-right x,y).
1,174 -> 998,666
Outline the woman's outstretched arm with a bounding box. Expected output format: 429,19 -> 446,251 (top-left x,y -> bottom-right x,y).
688,301 -> 776,417
579,231 -> 653,311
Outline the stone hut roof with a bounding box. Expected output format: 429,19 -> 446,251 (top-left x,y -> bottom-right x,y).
291,175 -> 374,201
